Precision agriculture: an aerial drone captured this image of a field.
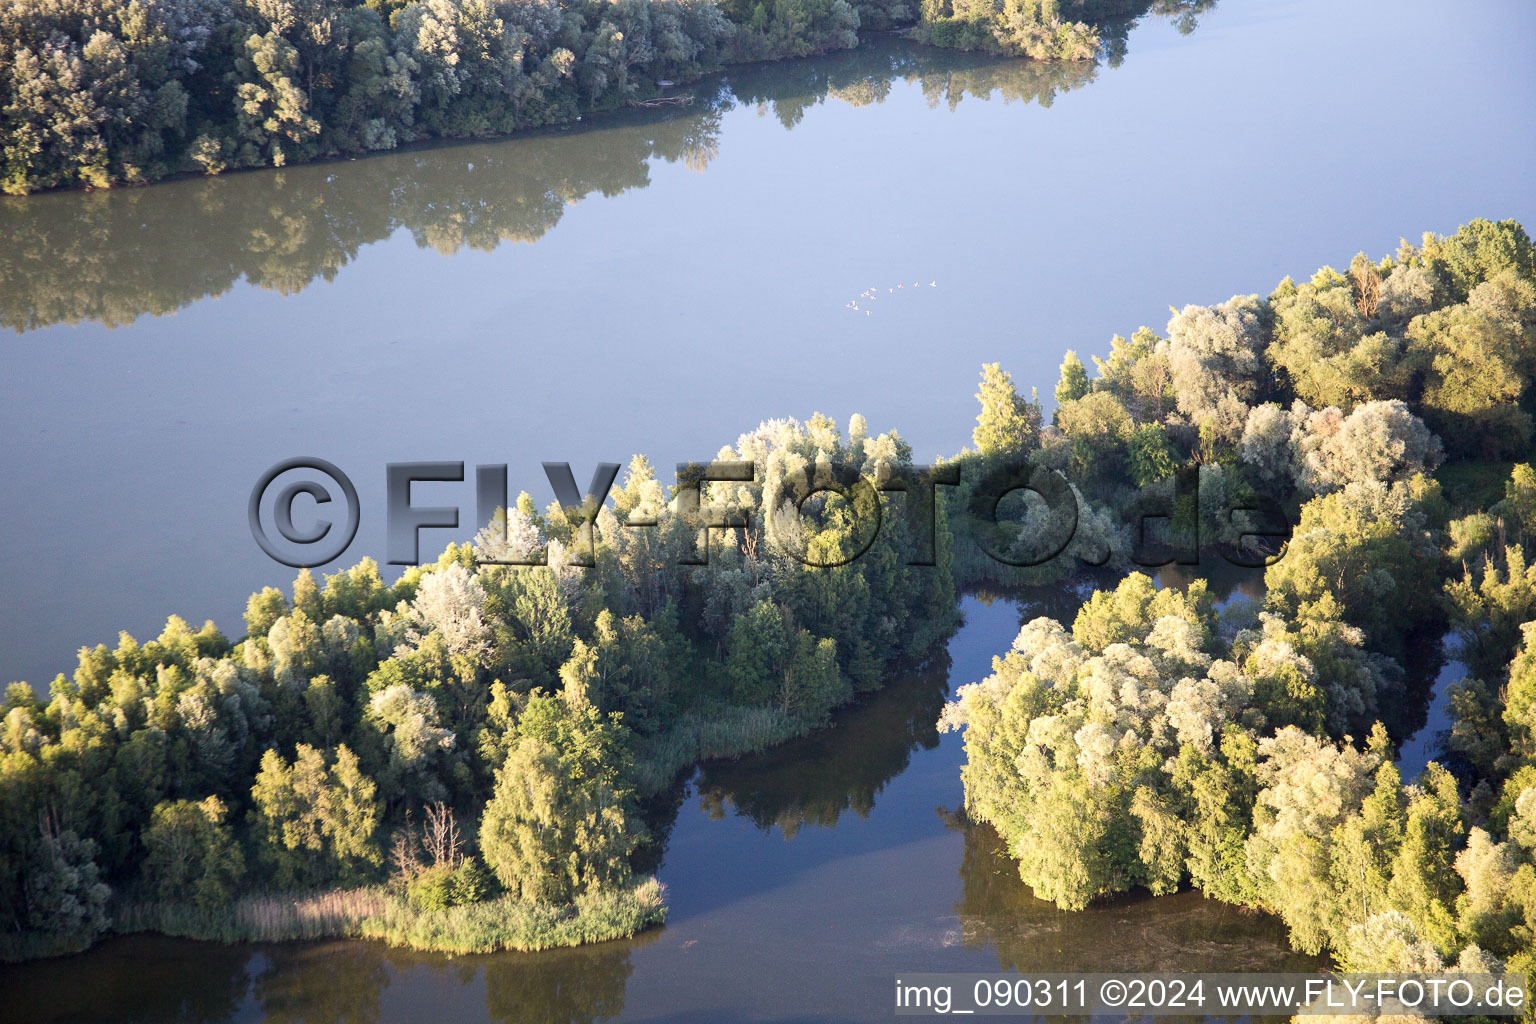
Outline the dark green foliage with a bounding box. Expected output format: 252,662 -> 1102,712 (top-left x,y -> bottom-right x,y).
1419,218 -> 1536,305
0,406 -> 955,956
249,743 -> 382,887
0,0 -> 743,193
1265,221 -> 1536,461
0,0 -> 1220,194
972,362 -> 1043,458
726,600 -> 790,705
140,797 -> 244,911
406,858 -> 493,910
479,693 -> 639,903
1262,478 -> 1442,660
25,825 -> 110,942
1126,422 -> 1180,487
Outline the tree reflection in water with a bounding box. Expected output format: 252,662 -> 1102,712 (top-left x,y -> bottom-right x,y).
1,13 -> 1210,335
478,934 -> 658,1024
254,942 -> 392,1024
942,810 -> 1322,975
694,654 -> 951,837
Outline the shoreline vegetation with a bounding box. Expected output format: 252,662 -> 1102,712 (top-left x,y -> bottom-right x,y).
0,35 -> 1149,335
943,218 -> 1536,988
0,0 -> 1216,195
2,217 -> 1533,976
111,876 -> 666,956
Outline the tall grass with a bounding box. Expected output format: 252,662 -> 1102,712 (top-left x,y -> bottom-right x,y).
0,928 -> 96,963
111,878 -> 664,955
633,706 -> 810,793
116,888 -> 390,943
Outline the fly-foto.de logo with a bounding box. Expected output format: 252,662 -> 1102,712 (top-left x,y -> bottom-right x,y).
248,458 -> 1291,571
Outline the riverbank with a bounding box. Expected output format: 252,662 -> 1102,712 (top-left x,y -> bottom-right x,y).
0,0 -> 1187,196
0,877 -> 667,963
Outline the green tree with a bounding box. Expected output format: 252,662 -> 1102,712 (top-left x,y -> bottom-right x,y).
1419,218 -> 1536,303
479,693 -> 640,903
1503,623 -> 1536,761
1494,464 -> 1536,540
1264,481 -> 1440,658
1126,423 -> 1180,487
1447,544 -> 1536,681
1055,390 -> 1135,477
778,632 -> 844,723
250,743 -> 381,887
973,362 -> 1041,458
725,600 -> 789,705
1054,350 -> 1090,406
1330,759 -> 1404,923
141,796 -> 244,911
244,586 -> 288,639
1386,763 -> 1464,953
25,824 -> 110,940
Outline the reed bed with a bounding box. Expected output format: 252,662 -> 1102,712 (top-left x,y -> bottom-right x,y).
633,706 -> 809,793
0,928 -> 96,962
111,879 -> 663,955
116,887 -> 390,944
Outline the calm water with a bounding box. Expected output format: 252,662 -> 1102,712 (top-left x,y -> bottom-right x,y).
1,595 -> 1318,1023
1395,641 -> 1466,782
1,0 -> 1531,1016
3,0 -> 1535,692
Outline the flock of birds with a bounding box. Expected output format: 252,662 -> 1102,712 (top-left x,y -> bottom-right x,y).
845,280 -> 938,315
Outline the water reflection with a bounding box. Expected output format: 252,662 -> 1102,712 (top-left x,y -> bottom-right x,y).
973,579 -> 1103,627
0,934 -> 253,1022
476,938 -> 654,1024
0,21 -> 1206,334
1154,561 -> 1267,607
945,814 -> 1319,973
1395,638 -> 1465,780
694,655 -> 951,837
254,942 -> 391,1024
0,592 -> 1319,1024
0,108 -> 723,331
0,930 -> 659,1024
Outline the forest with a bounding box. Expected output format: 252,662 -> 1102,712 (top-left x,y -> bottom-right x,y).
2,216 -> 1532,990
941,217 -> 1536,985
0,0 -> 1213,194
0,416 -> 958,957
